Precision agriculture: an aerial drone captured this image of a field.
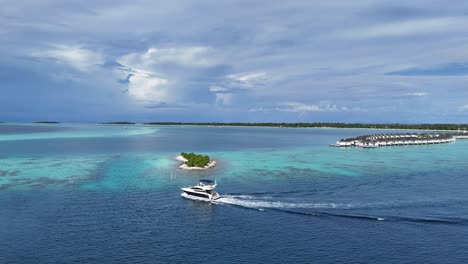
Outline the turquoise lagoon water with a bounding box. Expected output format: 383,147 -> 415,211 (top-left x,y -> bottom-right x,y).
1,123 -> 468,263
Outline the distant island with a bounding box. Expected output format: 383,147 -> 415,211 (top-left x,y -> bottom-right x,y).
176,152 -> 216,170
100,122 -> 136,125
144,122 -> 468,131
34,121 -> 60,124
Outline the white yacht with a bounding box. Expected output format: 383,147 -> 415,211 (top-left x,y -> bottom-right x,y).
181,179 -> 221,201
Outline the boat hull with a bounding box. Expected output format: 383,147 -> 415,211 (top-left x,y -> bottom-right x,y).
181,192 -> 214,202
181,189 -> 220,201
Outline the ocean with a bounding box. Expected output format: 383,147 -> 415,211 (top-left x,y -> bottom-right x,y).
1,123 -> 467,263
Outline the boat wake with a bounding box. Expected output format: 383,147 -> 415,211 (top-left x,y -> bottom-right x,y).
213,195 -> 468,225
216,195 -> 354,209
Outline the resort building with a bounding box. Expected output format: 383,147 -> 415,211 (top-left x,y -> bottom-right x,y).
332,132 -> 465,148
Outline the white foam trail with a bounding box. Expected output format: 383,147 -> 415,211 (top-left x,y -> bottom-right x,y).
215,195 -> 354,209
226,195 -> 257,199
181,193 -> 381,211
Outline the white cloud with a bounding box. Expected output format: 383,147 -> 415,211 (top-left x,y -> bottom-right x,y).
209,85 -> 228,92
338,17 -> 468,39
276,102 -> 339,113
126,71 -> 170,103
248,102 -> 365,113
248,107 -> 271,113
226,72 -> 268,88
406,92 -> 427,97
116,46 -> 216,106
118,46 -> 216,70
31,45 -> 104,72
230,72 -> 267,82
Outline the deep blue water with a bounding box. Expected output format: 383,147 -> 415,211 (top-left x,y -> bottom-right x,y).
1,124 -> 468,263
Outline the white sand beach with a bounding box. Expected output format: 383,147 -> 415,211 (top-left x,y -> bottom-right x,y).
176,155 -> 188,163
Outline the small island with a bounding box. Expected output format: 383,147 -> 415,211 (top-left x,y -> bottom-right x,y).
100,122 -> 136,125
34,121 -> 60,124
176,152 -> 216,170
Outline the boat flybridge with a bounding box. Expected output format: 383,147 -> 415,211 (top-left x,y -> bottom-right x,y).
181,179 -> 221,201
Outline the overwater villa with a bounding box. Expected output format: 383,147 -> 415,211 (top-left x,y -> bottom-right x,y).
332,132 -> 468,148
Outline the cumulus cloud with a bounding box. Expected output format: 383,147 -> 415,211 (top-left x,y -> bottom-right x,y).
118,46 -> 216,70
125,71 -> 170,103
115,46 -> 220,107
31,45 -> 104,72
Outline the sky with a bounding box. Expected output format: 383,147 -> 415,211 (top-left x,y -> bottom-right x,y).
2,0 -> 468,123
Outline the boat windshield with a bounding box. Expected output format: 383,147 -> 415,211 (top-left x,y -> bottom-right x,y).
199,179 -> 215,185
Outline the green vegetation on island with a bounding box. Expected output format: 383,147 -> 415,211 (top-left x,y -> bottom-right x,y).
100,122 -> 136,125
34,121 -> 60,124
144,122 -> 468,131
181,152 -> 210,167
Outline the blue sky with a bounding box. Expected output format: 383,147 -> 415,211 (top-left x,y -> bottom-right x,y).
2,1 -> 468,123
